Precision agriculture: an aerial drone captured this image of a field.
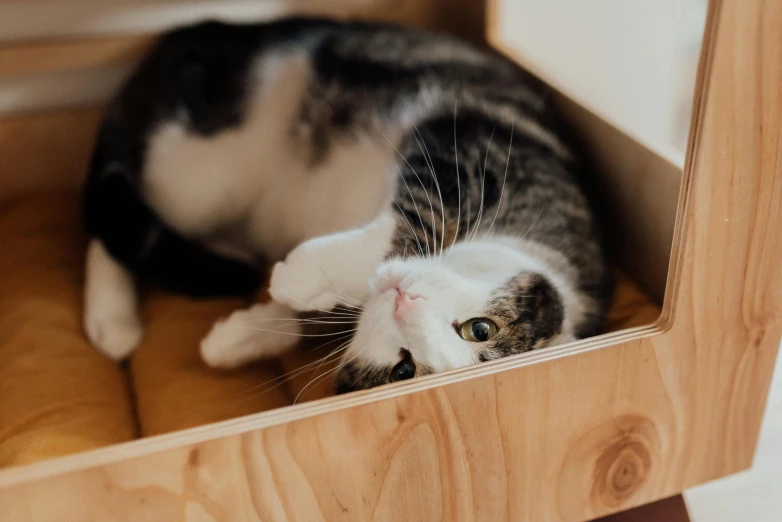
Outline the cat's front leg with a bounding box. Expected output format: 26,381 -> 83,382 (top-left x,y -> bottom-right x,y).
84,239 -> 145,360
200,300 -> 300,368
269,211 -> 397,312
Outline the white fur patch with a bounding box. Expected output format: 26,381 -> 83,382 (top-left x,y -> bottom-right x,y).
83,239 -> 144,360
142,50 -> 397,262
268,211 -> 397,312
201,301 -> 300,369
343,237 -> 583,373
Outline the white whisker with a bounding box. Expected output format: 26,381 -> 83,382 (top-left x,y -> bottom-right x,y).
247,316 -> 358,326
244,326 -> 357,338
450,99 -> 462,254
381,131 -> 436,258
392,163 -> 431,258
412,133 -> 438,257
299,337 -> 355,397
294,339 -> 364,403
393,199 -> 425,257
279,291 -> 357,316
469,123 -> 496,241
238,333 -> 355,397
519,208 -> 545,242
485,119 -> 514,238
413,123 -> 446,259
316,291 -> 364,310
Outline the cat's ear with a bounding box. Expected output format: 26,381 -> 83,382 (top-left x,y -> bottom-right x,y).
516,274 -> 564,340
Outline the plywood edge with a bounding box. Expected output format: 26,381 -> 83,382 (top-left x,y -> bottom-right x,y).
656,0 -> 722,332
0,320 -> 664,490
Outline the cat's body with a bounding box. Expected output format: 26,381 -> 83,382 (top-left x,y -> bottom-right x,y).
83,18 -> 612,392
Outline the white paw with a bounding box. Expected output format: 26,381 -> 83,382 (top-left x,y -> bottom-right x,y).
200,304 -> 299,369
268,247 -> 340,313
84,315 -> 144,361
200,319 -> 260,369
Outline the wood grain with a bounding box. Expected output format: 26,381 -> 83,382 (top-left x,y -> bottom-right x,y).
555,95 -> 681,301
0,34 -> 153,79
0,0 -> 780,521
0,107 -> 102,198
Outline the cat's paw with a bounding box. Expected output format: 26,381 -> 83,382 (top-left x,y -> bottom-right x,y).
84,314 -> 145,361
200,320 -> 261,369
268,246 -> 341,312
200,303 -> 298,368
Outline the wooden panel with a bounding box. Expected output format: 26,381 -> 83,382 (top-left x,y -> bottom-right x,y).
0,107 -> 102,198
555,96 -> 680,302
0,35 -> 153,79
0,1 -> 779,522
0,0 -> 484,43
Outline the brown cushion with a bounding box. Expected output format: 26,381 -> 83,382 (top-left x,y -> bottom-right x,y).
0,192 -> 135,467
606,271 -> 661,330
130,292 -> 290,437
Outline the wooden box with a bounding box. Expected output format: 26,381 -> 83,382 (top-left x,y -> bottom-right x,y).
0,0 -> 779,520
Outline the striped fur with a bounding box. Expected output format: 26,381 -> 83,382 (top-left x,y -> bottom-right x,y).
83,18 -> 612,387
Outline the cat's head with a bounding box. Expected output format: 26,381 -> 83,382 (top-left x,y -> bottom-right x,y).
335,240 -> 577,393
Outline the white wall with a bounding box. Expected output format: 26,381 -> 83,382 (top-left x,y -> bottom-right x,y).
685,348 -> 782,522
493,0 -> 707,166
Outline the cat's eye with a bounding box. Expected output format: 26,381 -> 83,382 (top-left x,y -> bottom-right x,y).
389,359 -> 416,382
459,318 -> 498,342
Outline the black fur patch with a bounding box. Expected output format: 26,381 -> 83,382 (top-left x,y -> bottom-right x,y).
483,273 -> 565,358
336,358 -> 434,393
83,19 -> 328,297
336,361 -> 392,394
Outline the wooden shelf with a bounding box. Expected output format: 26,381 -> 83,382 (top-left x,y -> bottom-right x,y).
0,1 -> 779,520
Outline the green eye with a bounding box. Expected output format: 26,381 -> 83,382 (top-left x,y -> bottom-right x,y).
459,318 -> 498,342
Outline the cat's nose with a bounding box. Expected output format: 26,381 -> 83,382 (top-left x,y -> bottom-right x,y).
394,290 -> 423,320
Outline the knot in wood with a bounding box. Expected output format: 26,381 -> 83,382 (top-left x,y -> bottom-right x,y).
555,412 -> 661,518
590,415 -> 656,508
596,439 -> 650,500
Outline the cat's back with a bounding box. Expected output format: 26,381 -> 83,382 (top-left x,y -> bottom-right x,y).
87,17 -> 594,286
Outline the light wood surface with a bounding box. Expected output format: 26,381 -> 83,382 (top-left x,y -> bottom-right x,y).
555,95 -> 681,302
0,0 -> 483,116
0,0 -> 484,43
0,0 -> 780,521
0,35 -> 153,79
685,347 -> 782,521
0,107 -> 102,197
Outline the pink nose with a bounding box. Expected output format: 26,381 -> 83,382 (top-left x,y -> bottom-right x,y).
394,290 -> 422,320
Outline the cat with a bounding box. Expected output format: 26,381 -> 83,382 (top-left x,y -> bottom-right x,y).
83,17 -> 612,393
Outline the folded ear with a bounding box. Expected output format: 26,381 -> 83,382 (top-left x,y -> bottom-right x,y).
516,273 -> 564,341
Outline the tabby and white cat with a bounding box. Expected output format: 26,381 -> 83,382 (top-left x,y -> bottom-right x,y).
83,18 -> 612,392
